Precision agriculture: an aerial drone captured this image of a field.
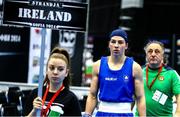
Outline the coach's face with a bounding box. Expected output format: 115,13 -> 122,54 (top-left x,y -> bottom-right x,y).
146,43 -> 164,68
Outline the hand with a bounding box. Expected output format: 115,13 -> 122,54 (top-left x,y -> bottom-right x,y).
82,113 -> 92,117
27,97 -> 43,117
33,97 -> 43,111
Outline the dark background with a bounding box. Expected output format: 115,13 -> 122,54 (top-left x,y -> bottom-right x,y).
89,0 -> 180,74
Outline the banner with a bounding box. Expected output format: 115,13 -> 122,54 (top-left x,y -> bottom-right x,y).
3,0 -> 88,31
0,26 -> 30,83
27,27 -> 51,84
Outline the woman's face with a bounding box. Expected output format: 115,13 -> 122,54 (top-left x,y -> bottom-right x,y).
109,36 -> 127,56
47,58 -> 68,85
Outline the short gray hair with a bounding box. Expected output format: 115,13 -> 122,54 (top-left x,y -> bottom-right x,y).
144,40 -> 165,54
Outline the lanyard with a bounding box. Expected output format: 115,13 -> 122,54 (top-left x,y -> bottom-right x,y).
41,84 -> 64,116
146,64 -> 163,90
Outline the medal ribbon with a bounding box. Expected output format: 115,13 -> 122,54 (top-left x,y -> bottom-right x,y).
146,64 -> 163,90
41,84 -> 64,116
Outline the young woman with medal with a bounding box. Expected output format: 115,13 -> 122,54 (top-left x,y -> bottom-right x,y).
24,46 -> 82,116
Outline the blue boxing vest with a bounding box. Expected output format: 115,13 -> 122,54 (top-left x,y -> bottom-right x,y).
98,57 -> 135,102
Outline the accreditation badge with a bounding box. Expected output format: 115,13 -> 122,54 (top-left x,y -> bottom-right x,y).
159,94 -> 168,105
152,90 -> 168,105
152,90 -> 162,102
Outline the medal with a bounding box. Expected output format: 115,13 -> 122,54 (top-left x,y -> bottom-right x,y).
158,76 -> 164,81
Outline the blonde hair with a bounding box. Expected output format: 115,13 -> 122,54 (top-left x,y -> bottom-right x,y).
44,47 -> 71,89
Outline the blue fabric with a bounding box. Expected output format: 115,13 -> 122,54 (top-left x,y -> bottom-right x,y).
109,28 -> 128,43
96,111 -> 133,117
98,57 -> 134,102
